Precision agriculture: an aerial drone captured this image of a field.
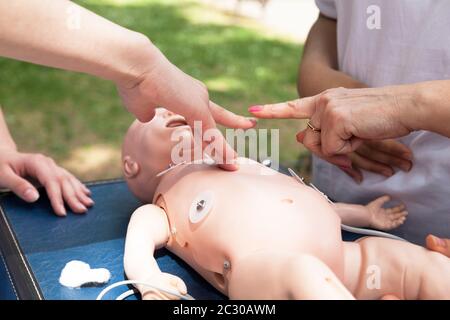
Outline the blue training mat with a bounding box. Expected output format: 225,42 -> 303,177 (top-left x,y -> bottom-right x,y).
0,179 -> 225,300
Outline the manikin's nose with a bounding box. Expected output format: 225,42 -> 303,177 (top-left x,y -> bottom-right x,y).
154,108 -> 174,118
161,110 -> 175,118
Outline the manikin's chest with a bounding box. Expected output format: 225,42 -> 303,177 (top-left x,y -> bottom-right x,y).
154,161 -> 345,283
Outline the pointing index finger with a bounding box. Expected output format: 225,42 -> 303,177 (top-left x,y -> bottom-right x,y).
248,96 -> 317,119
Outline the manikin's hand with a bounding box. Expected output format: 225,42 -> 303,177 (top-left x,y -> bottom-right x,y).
139,272 -> 187,300
366,196 -> 408,231
426,235 -> 450,258
340,140 -> 413,183
118,47 -> 256,171
0,148 -> 93,216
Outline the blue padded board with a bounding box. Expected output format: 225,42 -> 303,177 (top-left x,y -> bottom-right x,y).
0,179 -> 224,300
0,252 -> 16,300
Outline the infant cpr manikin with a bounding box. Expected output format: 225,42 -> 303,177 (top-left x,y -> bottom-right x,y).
122,108 -> 450,300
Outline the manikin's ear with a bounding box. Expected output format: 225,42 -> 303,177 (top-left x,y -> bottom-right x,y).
123,155 -> 140,178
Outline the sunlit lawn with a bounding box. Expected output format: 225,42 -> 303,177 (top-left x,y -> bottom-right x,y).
0,0 -> 310,181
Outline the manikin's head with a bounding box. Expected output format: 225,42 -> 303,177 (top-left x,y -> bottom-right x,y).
122,108 -> 193,203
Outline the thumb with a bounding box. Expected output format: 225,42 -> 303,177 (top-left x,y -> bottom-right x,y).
0,166 -> 39,202
190,113 -> 239,171
370,195 -> 391,208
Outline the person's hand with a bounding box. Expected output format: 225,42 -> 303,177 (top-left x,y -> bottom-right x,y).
0,148 -> 93,216
248,86 -> 417,167
365,196 -> 408,231
139,272 -> 188,300
426,235 -> 450,257
117,45 -> 256,171
340,140 -> 413,183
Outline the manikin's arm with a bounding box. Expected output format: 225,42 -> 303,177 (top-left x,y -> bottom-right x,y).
124,204 -> 187,300
333,196 -> 408,231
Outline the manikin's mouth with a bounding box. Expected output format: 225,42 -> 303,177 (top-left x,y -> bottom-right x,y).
166,117 -> 188,128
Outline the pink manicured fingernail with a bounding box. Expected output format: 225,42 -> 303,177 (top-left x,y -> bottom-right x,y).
248,105 -> 262,112
24,188 -> 39,202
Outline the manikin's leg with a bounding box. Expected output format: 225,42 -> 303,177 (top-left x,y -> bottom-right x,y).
345,237 -> 450,300
227,251 -> 354,300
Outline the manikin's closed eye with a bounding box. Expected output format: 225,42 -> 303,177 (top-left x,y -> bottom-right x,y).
189,191 -> 215,224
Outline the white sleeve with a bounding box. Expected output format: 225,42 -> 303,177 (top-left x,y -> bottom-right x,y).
315,0 -> 337,19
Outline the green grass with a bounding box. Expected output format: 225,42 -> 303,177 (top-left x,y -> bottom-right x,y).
0,0 -> 310,180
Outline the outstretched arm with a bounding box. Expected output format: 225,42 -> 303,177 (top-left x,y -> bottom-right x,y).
333,196 -> 407,231
0,0 -> 255,169
297,15 -> 412,182
0,0 -> 147,86
124,204 -> 187,300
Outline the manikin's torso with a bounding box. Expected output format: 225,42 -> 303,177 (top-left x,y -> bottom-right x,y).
153,159 -> 345,295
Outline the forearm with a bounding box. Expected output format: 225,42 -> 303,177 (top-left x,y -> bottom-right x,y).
405,80 -> 450,138
298,15 -> 366,97
333,203 -> 371,228
124,241 -> 161,282
0,108 -> 17,151
0,0 -> 156,86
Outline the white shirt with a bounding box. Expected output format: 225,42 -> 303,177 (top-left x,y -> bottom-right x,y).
314,0 -> 450,244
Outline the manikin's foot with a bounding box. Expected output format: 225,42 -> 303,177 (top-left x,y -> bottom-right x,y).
366,196 -> 407,231
426,235 -> 450,258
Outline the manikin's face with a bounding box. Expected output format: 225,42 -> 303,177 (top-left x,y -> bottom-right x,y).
122,108 -> 193,202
